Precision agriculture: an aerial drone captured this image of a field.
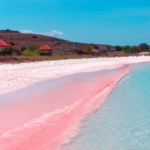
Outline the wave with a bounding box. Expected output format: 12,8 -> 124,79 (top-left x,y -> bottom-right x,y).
118,74 -> 131,84
0,70 -> 129,150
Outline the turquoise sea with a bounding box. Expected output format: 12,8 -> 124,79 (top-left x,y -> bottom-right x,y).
63,63 -> 150,150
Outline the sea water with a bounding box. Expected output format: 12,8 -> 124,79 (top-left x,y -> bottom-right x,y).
0,65 -> 128,150
62,63 -> 150,150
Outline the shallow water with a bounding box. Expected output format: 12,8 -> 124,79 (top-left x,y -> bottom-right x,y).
62,63 -> 150,150
0,66 -> 128,150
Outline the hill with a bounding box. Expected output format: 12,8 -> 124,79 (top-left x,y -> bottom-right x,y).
0,29 -> 116,53
1,29 -> 148,62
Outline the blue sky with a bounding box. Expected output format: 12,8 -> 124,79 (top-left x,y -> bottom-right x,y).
1,0 -> 150,46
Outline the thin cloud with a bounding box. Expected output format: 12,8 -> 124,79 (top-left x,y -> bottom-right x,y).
20,29 -> 65,37
49,30 -> 64,36
20,30 -> 34,34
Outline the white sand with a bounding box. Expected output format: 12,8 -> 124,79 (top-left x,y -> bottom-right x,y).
0,56 -> 150,95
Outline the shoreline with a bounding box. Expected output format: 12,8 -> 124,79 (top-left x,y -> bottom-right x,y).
0,65 -> 129,134
1,56 -> 150,95
0,64 -> 129,150
0,57 -> 150,150
61,63 -> 150,150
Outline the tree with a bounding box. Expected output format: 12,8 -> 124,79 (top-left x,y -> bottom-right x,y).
128,46 -> 139,54
115,45 -> 122,51
21,46 -> 27,51
77,45 -> 90,54
32,35 -> 38,38
122,45 -> 130,53
138,43 -> 149,52
23,45 -> 40,56
72,49 -> 86,55
9,41 -> 15,45
85,46 -> 92,53
93,45 -> 99,49
28,45 -> 40,51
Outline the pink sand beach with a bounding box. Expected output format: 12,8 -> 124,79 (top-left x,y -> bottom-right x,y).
0,56 -> 150,150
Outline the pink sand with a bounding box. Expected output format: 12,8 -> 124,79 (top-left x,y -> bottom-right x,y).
1,56 -> 150,95
0,65 -> 129,150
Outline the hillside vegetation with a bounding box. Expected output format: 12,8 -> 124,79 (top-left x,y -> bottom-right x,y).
0,29 -> 150,63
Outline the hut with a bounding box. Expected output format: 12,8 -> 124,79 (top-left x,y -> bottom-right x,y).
91,49 -> 99,56
0,39 -> 12,55
91,49 -> 99,53
40,45 -> 53,55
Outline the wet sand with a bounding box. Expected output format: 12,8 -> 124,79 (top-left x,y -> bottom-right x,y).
0,66 -> 128,150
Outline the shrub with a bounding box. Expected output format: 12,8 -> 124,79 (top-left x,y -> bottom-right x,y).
138,43 -> 149,51
0,47 -> 21,56
57,42 -> 61,45
72,49 -> 86,55
11,48 -> 21,56
21,46 -> 27,51
1,47 -> 11,56
32,35 -> 38,38
9,41 -> 15,45
85,46 -> 92,54
122,45 -> 130,53
128,46 -> 139,54
22,45 -> 40,56
54,49 -> 64,55
93,45 -> 99,49
23,49 -> 39,56
28,45 -> 40,51
146,49 -> 150,52
115,46 -> 122,51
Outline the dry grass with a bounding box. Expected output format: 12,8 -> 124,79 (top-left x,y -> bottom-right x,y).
0,54 -> 95,63
0,53 -> 143,64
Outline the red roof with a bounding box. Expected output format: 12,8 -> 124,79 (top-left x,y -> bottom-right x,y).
91,49 -> 99,53
40,45 -> 52,50
0,39 -> 12,47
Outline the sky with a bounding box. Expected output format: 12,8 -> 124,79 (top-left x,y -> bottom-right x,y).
1,0 -> 150,46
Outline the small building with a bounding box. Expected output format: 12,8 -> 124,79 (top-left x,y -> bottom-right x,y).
91,49 -> 99,56
40,45 -> 53,55
0,39 -> 12,55
91,49 -> 99,53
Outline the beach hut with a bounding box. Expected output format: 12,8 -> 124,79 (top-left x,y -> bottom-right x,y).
91,49 -> 99,56
40,45 -> 53,55
91,49 -> 99,53
0,39 -> 12,55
